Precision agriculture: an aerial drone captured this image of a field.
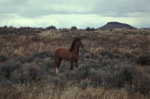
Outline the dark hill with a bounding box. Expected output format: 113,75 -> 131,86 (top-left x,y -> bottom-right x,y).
99,22 -> 136,29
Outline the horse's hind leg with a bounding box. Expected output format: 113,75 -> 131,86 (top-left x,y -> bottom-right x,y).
75,61 -> 78,68
55,56 -> 62,74
70,61 -> 73,70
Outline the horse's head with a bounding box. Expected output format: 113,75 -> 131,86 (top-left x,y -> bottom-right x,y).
76,38 -> 84,49
70,38 -> 84,52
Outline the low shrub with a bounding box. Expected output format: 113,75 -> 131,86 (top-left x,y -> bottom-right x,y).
86,27 -> 95,31
133,73 -> 150,94
33,51 -> 54,59
80,48 -> 89,55
123,53 -> 134,60
71,26 -> 77,31
28,66 -> 46,81
9,64 -> 48,84
10,69 -> 29,83
112,65 -> 138,87
36,59 -> 54,69
0,55 -> 8,63
99,50 -> 116,59
0,59 -> 52,84
46,26 -> 56,30
17,56 -> 34,63
136,55 -> 150,65
17,51 -> 54,63
0,61 -> 20,79
36,59 -> 55,76
54,63 -> 101,87
79,49 -> 98,62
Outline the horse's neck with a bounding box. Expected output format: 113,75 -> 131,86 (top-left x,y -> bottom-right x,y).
73,46 -> 79,55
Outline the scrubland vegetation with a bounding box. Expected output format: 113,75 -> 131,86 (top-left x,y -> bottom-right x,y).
0,26 -> 150,99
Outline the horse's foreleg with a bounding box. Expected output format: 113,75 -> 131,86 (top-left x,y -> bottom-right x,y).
55,57 -> 62,74
75,61 -> 78,68
70,61 -> 73,70
55,62 -> 60,74
56,67 -> 60,74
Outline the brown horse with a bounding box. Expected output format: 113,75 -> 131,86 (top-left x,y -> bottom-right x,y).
54,38 -> 84,73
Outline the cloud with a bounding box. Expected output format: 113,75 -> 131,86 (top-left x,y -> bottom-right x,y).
0,0 -> 27,14
1,13 -> 150,28
0,0 -> 150,28
92,0 -> 150,17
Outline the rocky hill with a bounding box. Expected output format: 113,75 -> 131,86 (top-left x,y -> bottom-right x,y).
99,22 -> 136,29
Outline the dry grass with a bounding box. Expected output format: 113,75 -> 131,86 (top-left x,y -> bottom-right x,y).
0,84 -> 149,99
0,29 -> 150,57
0,28 -> 150,99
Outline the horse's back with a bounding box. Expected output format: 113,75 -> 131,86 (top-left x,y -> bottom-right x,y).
54,48 -> 68,54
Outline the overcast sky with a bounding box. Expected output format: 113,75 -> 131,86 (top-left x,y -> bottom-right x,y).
0,0 -> 150,28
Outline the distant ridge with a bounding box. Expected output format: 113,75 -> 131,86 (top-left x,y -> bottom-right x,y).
99,22 -> 136,29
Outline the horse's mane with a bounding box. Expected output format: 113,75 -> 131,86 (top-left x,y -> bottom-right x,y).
69,38 -> 81,52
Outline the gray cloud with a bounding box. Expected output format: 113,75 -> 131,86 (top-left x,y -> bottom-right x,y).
92,0 -> 150,17
0,0 -> 150,28
0,0 -> 28,14
1,0 -> 150,16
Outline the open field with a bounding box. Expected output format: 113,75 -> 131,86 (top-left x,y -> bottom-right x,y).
0,28 -> 150,99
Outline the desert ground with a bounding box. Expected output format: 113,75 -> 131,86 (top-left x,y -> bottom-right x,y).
0,27 -> 150,99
